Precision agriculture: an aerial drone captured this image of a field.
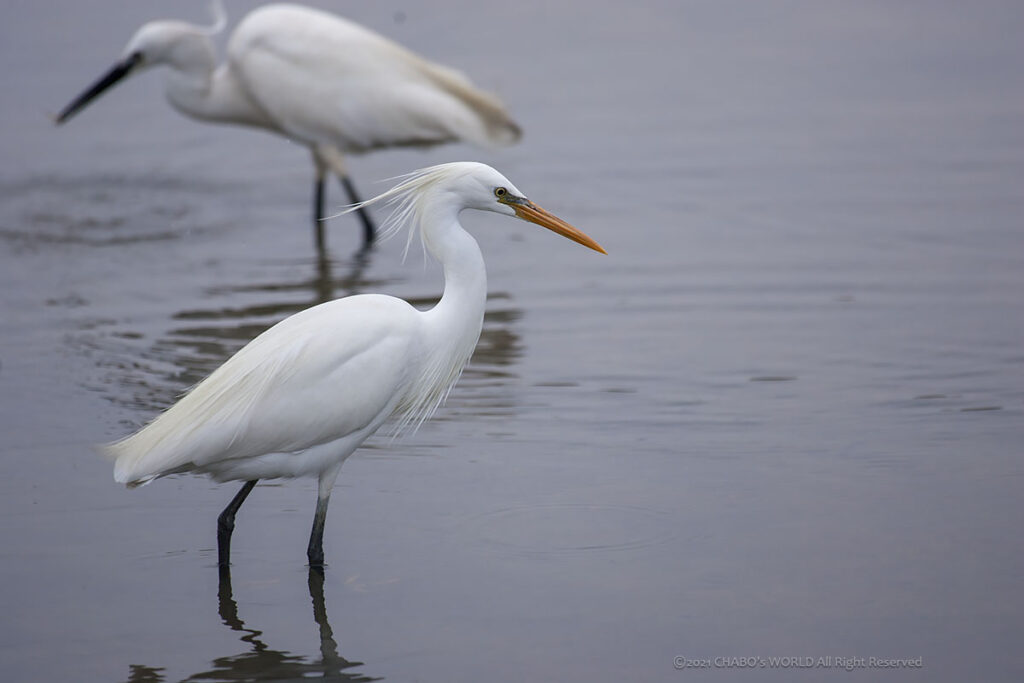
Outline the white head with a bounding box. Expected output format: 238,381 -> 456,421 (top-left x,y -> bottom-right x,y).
55,1 -> 227,124
351,162 -> 606,257
118,20 -> 215,73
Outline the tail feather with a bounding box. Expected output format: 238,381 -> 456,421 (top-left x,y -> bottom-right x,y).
99,438 -> 159,487
416,62 -> 522,147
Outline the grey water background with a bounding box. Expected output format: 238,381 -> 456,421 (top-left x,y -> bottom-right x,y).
2,1 -> 1023,681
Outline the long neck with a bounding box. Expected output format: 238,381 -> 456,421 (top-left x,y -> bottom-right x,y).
389,197 -> 487,432
420,199 -> 488,353
162,35 -> 269,127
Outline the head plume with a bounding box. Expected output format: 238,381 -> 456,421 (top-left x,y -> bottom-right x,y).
336,162 -> 497,261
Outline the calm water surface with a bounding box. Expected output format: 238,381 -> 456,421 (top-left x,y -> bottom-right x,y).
2,1 -> 1023,681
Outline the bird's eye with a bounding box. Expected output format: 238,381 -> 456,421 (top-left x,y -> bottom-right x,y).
494,187 -> 508,198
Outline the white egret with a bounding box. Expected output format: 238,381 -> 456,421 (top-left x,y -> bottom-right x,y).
55,2 -> 521,249
102,162 -> 606,568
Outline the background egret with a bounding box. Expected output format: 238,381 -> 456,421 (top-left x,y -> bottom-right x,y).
54,2 -> 522,249
102,162 -> 605,568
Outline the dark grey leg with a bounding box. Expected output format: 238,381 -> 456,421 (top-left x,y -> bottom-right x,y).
217,480 -> 257,571
313,175 -> 327,252
339,175 -> 375,248
307,494 -> 331,568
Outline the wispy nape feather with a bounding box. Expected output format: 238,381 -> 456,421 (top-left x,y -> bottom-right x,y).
200,0 -> 228,36
333,163 -> 471,261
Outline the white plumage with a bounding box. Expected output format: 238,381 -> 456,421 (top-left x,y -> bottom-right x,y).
226,4 -> 521,152
107,294 -> 426,486
100,162 -> 606,568
56,2 -> 521,247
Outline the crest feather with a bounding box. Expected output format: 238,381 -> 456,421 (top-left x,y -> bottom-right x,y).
335,162 -> 479,261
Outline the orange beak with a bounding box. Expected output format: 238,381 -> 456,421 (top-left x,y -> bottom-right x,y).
510,200 -> 607,254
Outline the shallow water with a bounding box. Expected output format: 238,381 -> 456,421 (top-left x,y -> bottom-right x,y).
2,1 -> 1023,681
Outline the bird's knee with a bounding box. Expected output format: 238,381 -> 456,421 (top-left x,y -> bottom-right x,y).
217,511 -> 235,534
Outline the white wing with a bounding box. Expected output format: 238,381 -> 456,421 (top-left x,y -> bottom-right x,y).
226,4 -> 520,153
105,294 -> 424,485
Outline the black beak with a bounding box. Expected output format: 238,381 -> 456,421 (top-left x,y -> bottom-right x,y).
55,52 -> 142,125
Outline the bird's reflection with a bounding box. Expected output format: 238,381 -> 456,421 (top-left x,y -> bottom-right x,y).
122,568 -> 377,682
189,568 -> 377,682
77,246 -> 523,417
123,664 -> 165,683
